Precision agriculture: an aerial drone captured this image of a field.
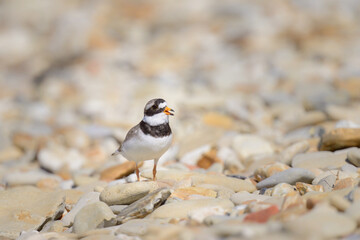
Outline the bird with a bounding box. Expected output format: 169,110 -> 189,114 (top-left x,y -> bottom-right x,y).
112,98 -> 174,181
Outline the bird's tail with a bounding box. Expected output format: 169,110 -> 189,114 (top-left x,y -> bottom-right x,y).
111,148 -> 121,156
112,138 -> 122,156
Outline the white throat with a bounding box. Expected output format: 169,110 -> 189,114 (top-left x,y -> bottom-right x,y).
143,112 -> 169,126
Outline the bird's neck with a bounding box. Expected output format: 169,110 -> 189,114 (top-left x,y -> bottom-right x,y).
143,113 -> 169,126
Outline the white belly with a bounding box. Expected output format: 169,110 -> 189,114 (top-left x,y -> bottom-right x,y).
121,128 -> 172,163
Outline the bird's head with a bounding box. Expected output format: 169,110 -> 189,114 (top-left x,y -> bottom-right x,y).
143,98 -> 174,126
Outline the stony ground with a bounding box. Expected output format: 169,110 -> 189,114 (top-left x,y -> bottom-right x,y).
1,0 -> 360,239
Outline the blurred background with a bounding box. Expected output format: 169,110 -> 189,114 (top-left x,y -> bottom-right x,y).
0,0 -> 360,173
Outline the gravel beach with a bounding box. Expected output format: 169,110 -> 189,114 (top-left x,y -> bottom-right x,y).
1,0 -> 360,239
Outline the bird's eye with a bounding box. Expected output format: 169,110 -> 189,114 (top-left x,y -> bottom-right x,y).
152,105 -> 157,110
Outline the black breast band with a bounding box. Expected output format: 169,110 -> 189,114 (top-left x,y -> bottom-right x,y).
140,121 -> 172,137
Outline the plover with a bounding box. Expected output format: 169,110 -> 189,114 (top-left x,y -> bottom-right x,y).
112,98 -> 174,181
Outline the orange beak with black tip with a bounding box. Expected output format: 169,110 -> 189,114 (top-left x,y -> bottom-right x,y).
164,106 -> 175,116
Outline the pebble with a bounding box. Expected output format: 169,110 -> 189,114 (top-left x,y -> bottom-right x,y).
142,169 -> 256,192
203,112 -> 235,129
38,146 -> 86,173
3,170 -> 62,187
12,132 -> 39,151
334,79 -> 360,100
211,220 -> 279,238
206,162 -> 224,173
218,147 -> 245,173
192,174 -> 256,193
170,187 -> 217,200
348,188 -> 360,202
317,174 -> 337,192
188,205 -> 228,223
244,205 -> 279,223
1,1 -> 360,239
63,189 -> 85,209
300,83 -> 349,111
17,230 -> 70,240
333,178 -> 356,190
109,205 -> 128,215
100,181 -> 161,205
347,148 -> 360,167
295,182 -> 323,195
203,215 -> 232,226
335,120 -> 360,129
180,145 -> 211,166
280,140 -> 309,165
62,192 -> 100,227
99,161 -> 136,182
326,105 -> 360,124
341,163 -> 358,173
283,111 -> 327,132
73,201 -> 115,234
114,219 -> 167,236
267,183 -> 298,197
55,127 -> 91,149
279,194 -> 306,212
254,162 -> 290,182
312,171 -> 335,185
116,188 -> 171,224
73,175 -> 100,187
256,168 -> 315,189
329,194 -> 351,212
141,169 -> 192,181
41,220 -> 66,233
345,200 -> 360,224
230,191 -> 271,205
196,147 -> 222,169
285,204 -> 356,238
292,151 -> 347,169
36,178 -> 60,190
232,134 -> 274,160
0,186 -> 65,239
195,184 -> 235,199
320,128 -> 360,151
148,198 -> 234,220
0,146 -> 23,163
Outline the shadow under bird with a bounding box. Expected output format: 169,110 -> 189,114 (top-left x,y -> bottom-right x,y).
112,98 -> 174,181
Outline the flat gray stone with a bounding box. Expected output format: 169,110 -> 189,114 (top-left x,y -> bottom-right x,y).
116,188 -> 171,224
341,163 -> 358,173
292,151 -> 347,169
109,205 -> 128,215
317,174 -> 336,192
256,168 -> 315,189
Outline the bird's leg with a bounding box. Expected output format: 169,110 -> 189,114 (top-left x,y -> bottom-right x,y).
153,159 -> 158,181
135,163 -> 140,182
